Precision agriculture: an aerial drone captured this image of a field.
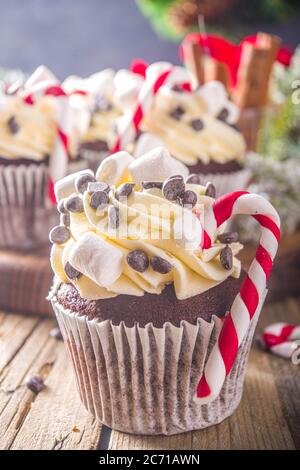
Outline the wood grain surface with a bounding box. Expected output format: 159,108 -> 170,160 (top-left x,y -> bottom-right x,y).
0,297 -> 299,450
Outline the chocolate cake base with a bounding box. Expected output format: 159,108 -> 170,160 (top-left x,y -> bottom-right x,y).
0,155 -> 49,166
187,159 -> 243,175
56,273 -> 245,328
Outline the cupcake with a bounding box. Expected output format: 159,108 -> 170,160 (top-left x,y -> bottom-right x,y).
0,66 -> 79,250
48,146 -> 279,435
132,63 -> 250,196
63,69 -> 144,171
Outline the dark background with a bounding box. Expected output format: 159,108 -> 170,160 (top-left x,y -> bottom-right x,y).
0,0 -> 300,80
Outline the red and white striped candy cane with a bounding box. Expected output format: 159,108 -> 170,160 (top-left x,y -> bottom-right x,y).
257,323 -> 300,359
111,64 -> 189,152
195,191 -> 281,404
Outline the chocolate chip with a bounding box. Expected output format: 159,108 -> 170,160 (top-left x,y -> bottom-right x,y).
186,173 -> 201,185
182,190 -> 197,207
150,256 -> 173,274
108,206 -> 120,229
60,213 -> 70,227
90,190 -> 109,210
190,119 -> 204,131
88,181 -> 110,194
205,182 -> 216,198
49,225 -> 70,244
25,375 -> 44,394
64,261 -> 81,280
169,174 -> 184,181
94,94 -> 112,113
7,116 -> 19,134
169,106 -> 185,120
50,327 -> 63,341
217,108 -> 229,122
65,195 -> 83,213
75,173 -> 96,194
220,245 -> 233,270
172,84 -> 184,93
217,231 -> 239,244
127,250 -> 149,273
162,177 -> 185,201
116,183 -> 135,199
142,181 -> 163,190
57,198 -> 68,214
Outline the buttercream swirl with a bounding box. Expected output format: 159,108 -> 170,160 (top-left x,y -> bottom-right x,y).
0,94 -> 56,160
140,83 -> 246,166
50,150 -> 242,301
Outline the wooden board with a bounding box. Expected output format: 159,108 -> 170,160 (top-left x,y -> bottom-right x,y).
0,247 -> 53,316
0,297 -> 299,450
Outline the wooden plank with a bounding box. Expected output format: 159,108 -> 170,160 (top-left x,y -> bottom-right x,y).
0,313 -> 101,450
109,299 -> 298,450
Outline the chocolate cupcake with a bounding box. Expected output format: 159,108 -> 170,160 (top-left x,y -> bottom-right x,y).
48,147 -> 273,435
135,65 -> 251,196
64,69 -> 143,171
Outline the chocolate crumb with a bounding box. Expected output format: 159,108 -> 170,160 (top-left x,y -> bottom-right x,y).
64,261 -> 81,280
220,245 -> 233,270
50,327 -> 63,341
25,375 -> 44,394
190,118 -> 204,131
218,231 -> 239,244
7,116 -> 19,134
169,106 -> 185,120
186,173 -> 201,185
205,182 -> 216,198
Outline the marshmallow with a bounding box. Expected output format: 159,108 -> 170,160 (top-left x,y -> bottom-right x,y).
196,81 -> 239,124
24,65 -> 58,89
134,133 -> 165,158
69,233 -> 123,287
54,169 -> 94,201
96,151 -> 134,185
113,69 -> 144,111
173,211 -> 202,250
129,146 -> 189,183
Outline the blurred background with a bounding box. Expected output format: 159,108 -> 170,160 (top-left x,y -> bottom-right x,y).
0,0 -> 299,79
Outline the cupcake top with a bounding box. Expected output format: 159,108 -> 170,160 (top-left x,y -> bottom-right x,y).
63,69 -> 144,148
0,93 -> 57,162
50,147 -> 242,301
138,67 -> 246,167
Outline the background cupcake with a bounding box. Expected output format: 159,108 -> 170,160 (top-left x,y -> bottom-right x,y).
0,66 -> 75,250
48,147 -> 277,435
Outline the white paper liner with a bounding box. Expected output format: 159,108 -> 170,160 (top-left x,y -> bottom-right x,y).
0,163 -> 58,250
198,167 -> 252,197
51,288 -> 267,435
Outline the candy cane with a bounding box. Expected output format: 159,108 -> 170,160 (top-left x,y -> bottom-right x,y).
111,64 -> 189,152
256,323 -> 300,359
195,191 -> 281,404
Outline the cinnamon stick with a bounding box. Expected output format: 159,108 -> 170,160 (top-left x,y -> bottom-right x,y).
183,39 -> 204,89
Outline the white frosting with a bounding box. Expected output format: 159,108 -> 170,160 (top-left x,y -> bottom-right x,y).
173,211 -> 203,250
69,232 -> 123,287
196,81 -> 239,124
54,169 -> 94,201
129,146 -> 189,183
96,151 -> 134,185
134,133 -> 165,158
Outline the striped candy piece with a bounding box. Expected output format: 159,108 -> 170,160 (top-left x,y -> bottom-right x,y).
257,322 -> 300,360
195,191 -> 281,404
111,63 -> 189,153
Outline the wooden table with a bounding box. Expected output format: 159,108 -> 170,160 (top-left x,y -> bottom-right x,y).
0,297 -> 299,450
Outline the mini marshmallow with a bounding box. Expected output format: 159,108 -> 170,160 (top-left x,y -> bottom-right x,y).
146,62 -> 189,88
129,146 -> 189,183
134,133 -> 165,158
173,211 -> 202,250
54,169 -> 94,201
113,69 -> 144,111
96,151 -> 134,185
24,65 -> 58,89
69,233 -> 123,287
196,81 -> 239,124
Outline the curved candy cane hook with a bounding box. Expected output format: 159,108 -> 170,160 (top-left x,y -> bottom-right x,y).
195,191 -> 280,404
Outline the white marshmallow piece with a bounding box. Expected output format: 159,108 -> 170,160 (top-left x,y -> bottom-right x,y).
129,146 -> 189,183
69,233 -> 123,287
24,65 -> 58,89
96,151 -> 134,185
134,133 -> 165,158
54,169 -> 94,201
113,69 -> 144,111
196,81 -> 240,124
173,211 -> 202,250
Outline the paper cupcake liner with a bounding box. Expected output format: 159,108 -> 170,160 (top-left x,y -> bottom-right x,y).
0,163 -> 58,251
199,167 -> 251,197
51,289 -> 266,435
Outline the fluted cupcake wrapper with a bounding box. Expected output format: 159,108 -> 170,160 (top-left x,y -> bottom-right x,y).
0,163 -> 57,250
51,290 -> 266,435
199,167 -> 252,197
